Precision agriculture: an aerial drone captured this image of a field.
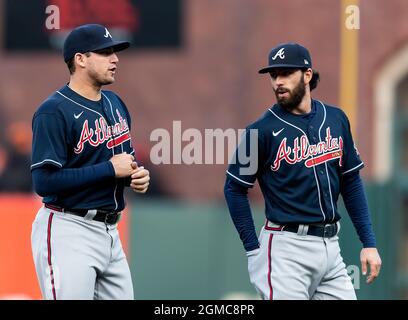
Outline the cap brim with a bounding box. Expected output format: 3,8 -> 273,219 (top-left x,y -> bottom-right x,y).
258,64 -> 307,74
92,40 -> 131,53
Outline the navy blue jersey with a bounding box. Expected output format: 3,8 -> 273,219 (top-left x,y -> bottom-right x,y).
226,99 -> 363,224
31,84 -> 135,211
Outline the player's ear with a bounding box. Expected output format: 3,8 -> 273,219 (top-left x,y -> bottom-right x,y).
74,53 -> 87,69
303,68 -> 313,84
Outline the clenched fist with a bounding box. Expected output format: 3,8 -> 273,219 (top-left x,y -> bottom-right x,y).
130,163 -> 150,194
109,153 -> 135,178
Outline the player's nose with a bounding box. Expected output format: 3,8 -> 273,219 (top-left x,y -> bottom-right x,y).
275,75 -> 286,85
110,53 -> 119,63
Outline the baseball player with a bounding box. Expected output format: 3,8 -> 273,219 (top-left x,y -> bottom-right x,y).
224,43 -> 382,300
30,24 -> 150,300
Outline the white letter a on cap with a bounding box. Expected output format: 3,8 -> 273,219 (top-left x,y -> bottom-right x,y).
272,48 -> 285,60
104,28 -> 112,38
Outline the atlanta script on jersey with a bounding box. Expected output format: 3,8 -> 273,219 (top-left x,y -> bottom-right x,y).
226,99 -> 363,224
31,85 -> 135,211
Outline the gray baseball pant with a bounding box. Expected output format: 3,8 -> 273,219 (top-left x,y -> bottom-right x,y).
31,206 -> 134,300
247,222 -> 357,300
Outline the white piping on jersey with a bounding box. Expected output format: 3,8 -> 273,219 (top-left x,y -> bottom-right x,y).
226,170 -> 255,186
317,100 -> 335,222
268,108 -> 326,221
57,91 -> 114,154
113,184 -> 118,211
31,159 -> 63,169
58,90 -> 119,210
102,92 -> 122,210
101,92 -> 123,153
56,91 -> 105,118
342,162 -> 364,175
101,93 -> 118,154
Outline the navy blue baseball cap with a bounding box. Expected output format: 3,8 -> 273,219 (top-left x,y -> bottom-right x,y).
258,42 -> 312,74
63,24 -> 130,62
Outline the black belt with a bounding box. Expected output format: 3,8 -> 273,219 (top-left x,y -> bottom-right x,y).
283,223 -> 338,238
45,204 -> 121,225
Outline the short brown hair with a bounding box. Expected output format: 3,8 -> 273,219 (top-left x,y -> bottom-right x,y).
66,52 -> 91,75
309,70 -> 320,91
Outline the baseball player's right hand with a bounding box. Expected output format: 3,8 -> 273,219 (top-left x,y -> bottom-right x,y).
130,165 -> 150,194
360,247 -> 382,284
109,153 -> 135,178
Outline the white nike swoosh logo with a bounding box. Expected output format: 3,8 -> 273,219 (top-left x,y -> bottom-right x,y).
74,111 -> 84,119
272,128 -> 284,136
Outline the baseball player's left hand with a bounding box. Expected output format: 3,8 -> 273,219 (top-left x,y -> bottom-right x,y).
130,162 -> 150,193
360,247 -> 382,284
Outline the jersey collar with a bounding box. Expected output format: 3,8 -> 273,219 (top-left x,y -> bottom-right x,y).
59,84 -> 103,110
272,99 -> 325,122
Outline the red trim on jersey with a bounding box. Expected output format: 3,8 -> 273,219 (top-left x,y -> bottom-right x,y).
47,212 -> 57,300
107,132 -> 131,149
268,234 -> 274,300
304,150 -> 343,168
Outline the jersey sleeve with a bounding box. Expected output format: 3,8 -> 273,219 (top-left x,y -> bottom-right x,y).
31,112 -> 68,170
226,126 -> 262,188
340,112 -> 364,175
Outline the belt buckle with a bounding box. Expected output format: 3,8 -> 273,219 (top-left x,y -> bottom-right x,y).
105,212 -> 120,224
323,224 -> 335,237
104,212 -> 115,224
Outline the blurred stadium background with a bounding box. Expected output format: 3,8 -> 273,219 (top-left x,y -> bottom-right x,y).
0,0 -> 407,299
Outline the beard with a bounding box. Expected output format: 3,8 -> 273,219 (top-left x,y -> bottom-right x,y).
88,68 -> 115,86
274,77 -> 306,111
